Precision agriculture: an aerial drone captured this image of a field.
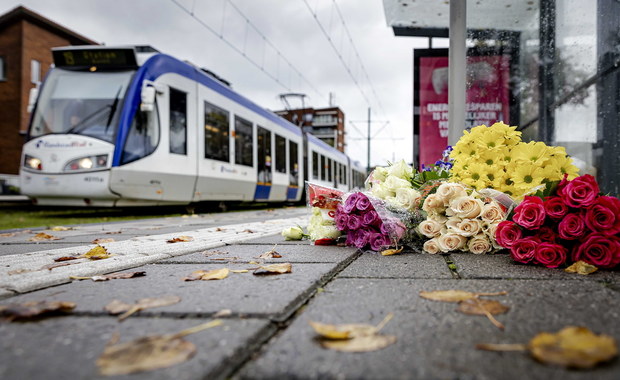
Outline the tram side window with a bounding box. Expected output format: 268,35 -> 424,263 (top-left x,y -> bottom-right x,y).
289,140 -> 299,185
312,151 -> 318,179
169,88 -> 187,155
234,116 -> 253,167
121,100 -> 160,164
204,101 -> 230,162
327,159 -> 332,182
320,155 -> 326,181
275,134 -> 286,173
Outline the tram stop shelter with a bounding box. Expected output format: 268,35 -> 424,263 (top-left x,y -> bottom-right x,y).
382,0 -> 620,196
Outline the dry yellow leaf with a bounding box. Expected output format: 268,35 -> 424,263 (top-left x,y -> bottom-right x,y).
565,261 -> 598,275
183,268 -> 229,281
529,326 -> 618,368
80,245 -> 112,260
0,300 -> 76,321
29,232 -> 61,241
230,269 -> 249,273
309,321 -> 377,340
167,236 -> 194,243
457,299 -> 510,316
105,296 -> 181,321
253,263 -> 292,275
96,320 -> 222,375
320,334 -> 397,352
92,238 -> 115,244
51,226 -> 72,231
419,289 -> 507,303
381,247 -> 403,256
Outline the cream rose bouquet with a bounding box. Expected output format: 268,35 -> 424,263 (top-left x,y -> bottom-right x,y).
418,182 -> 510,254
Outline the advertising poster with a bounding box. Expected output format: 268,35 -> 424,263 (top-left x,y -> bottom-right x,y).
417,54 -> 511,168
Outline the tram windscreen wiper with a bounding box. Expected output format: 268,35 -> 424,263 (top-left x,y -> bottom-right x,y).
105,86 -> 123,131
65,104 -> 112,135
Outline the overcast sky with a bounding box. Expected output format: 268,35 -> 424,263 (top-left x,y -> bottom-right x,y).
2,0 -> 447,168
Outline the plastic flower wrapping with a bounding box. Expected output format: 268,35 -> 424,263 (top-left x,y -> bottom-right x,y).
449,122 -> 579,199
496,174 -> 620,269
305,183 -> 344,245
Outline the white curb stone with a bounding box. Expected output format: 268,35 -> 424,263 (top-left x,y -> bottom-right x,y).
0,216 -> 307,295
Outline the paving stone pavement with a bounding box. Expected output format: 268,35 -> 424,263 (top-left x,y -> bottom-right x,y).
0,207 -> 619,379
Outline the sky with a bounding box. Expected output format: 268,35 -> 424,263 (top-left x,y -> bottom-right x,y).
2,0 -> 446,168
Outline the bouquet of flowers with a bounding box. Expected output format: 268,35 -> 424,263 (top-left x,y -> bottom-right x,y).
365,160 -> 422,211
449,122 -> 579,199
305,182 -> 344,244
418,182 -> 511,254
496,174 -> 620,269
334,192 -> 408,251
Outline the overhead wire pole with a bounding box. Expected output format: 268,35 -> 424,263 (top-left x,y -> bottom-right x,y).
367,107 -> 371,172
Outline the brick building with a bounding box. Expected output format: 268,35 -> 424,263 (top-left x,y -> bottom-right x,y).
0,6 -> 96,175
274,107 -> 346,152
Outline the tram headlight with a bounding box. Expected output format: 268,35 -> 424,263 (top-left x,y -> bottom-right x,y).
63,154 -> 108,172
24,155 -> 43,170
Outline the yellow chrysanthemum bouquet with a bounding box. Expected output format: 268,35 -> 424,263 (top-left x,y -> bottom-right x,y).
449,122 -> 579,199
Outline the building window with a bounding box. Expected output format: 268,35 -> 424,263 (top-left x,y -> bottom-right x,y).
31,59 -> 40,84
204,101 -> 230,162
275,134 -> 286,173
234,116 -> 253,166
169,87 -> 187,155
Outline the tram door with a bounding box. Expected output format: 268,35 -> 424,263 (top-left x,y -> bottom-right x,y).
255,126 -> 272,200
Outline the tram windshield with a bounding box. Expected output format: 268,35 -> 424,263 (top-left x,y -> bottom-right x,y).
29,69 -> 134,143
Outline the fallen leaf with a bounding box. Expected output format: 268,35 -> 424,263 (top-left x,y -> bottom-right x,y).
312,313 -> 396,352
419,289 -> 507,303
210,257 -> 240,261
0,232 -> 16,237
29,232 -> 61,241
457,298 -> 509,330
242,229 -> 255,233
42,262 -> 72,270
202,250 -> 228,256
104,300 -> 133,315
381,247 -> 403,256
92,238 -> 115,244
248,261 -> 260,265
528,326 -> 618,368
215,227 -> 226,232
79,245 -> 112,260
8,268 -> 32,275
96,320 -> 222,375
476,343 -> 528,352
51,226 -> 73,231
319,335 -> 397,352
565,261 -> 598,275
258,248 -> 282,259
309,321 -> 378,340
253,263 -> 292,275
54,256 -> 79,262
183,268 -> 229,281
230,269 -> 249,273
105,296 -> 181,321
457,299 -> 510,316
213,309 -> 232,317
0,300 -> 76,321
105,231 -> 122,235
72,271 -> 146,282
167,236 -> 194,243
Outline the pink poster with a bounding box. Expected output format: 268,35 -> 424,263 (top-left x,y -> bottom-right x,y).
418,55 -> 511,168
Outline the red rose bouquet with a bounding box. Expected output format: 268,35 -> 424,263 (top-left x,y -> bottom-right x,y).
496,174 -> 620,269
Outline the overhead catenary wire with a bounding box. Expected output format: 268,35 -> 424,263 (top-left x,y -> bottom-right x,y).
169,0 -> 328,104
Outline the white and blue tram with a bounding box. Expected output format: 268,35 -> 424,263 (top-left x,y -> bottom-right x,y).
20,45 -> 366,206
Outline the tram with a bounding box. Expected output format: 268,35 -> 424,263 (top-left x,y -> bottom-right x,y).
20,45 -> 366,206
